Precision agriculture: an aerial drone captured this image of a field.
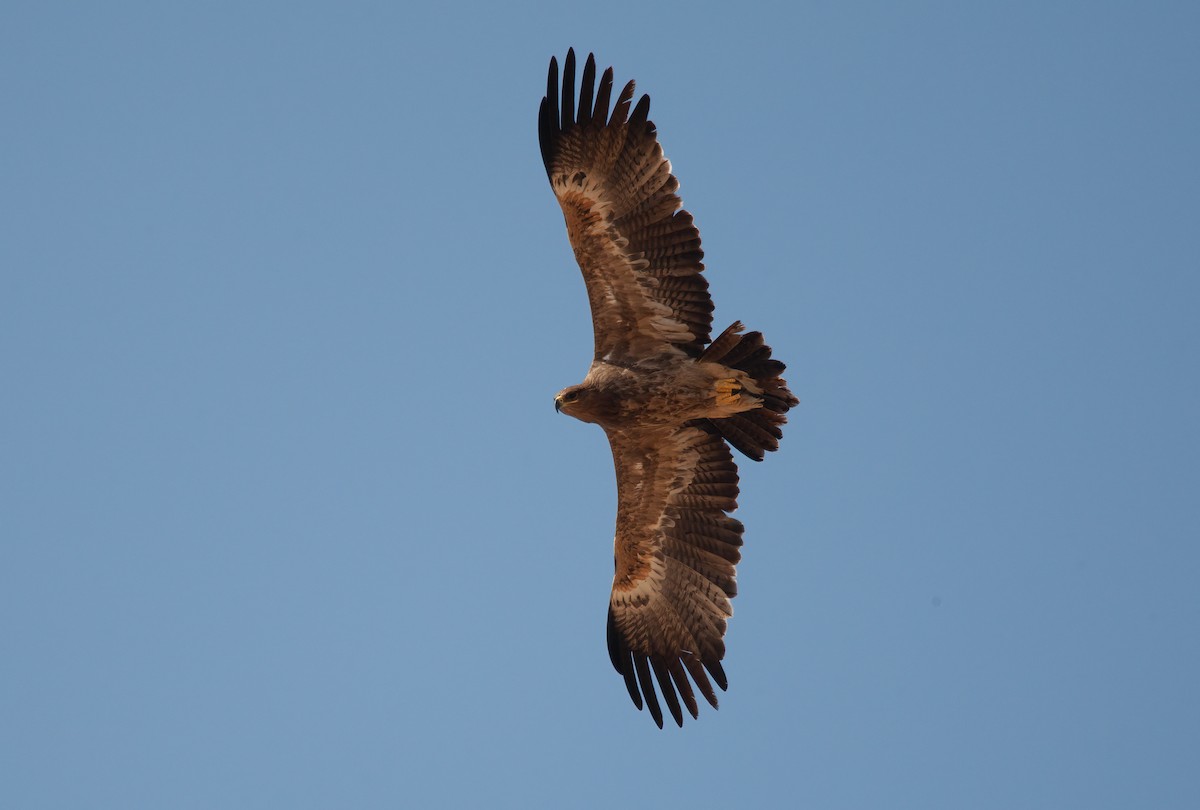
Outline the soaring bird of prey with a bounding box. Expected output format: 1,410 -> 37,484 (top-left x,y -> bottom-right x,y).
539,49 -> 798,728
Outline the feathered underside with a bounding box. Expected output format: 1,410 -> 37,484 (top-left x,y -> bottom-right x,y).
539,48 -> 713,363
606,422 -> 743,728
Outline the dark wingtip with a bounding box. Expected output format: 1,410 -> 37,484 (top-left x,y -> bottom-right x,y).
611,79 -> 636,126
561,49 -> 576,132
651,657 -> 685,727
609,606 -> 733,727
578,54 -> 595,124
539,55 -> 561,173
630,92 -> 652,131
594,66 -> 614,126
607,607 -> 643,710
705,659 -> 729,692
634,654 -> 664,728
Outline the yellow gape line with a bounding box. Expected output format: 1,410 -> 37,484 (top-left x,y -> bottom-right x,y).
715,378 -> 743,407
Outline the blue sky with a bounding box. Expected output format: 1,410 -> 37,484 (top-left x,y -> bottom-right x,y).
3,2 -> 1198,807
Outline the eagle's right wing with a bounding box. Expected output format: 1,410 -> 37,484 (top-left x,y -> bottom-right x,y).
605,422 -> 743,727
539,49 -> 713,364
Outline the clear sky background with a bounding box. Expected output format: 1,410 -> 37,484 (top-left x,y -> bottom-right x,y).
3,2 -> 1198,808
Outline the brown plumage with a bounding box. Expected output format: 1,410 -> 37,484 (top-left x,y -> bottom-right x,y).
541,49 -> 798,727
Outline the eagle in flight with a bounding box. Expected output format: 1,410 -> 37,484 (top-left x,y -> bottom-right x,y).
539,49 -> 799,727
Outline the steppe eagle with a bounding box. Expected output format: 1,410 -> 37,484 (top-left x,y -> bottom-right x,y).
540,49 -> 798,727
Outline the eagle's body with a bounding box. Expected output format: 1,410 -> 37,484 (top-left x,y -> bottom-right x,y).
540,50 -> 798,728
559,356 -> 761,428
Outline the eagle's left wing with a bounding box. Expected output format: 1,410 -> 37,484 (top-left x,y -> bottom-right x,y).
606,422 -> 743,727
539,50 -> 713,364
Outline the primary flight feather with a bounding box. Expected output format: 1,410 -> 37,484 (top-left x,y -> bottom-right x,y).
540,49 -> 798,728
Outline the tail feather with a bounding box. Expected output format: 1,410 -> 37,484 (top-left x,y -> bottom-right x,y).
701,322 -> 798,461
720,334 -> 766,368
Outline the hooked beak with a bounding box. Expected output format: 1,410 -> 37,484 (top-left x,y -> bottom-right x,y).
554,395 -> 563,413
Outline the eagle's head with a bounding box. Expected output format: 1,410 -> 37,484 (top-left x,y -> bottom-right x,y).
554,384 -> 613,425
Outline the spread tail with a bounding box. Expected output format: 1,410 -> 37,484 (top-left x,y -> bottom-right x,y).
700,321 -> 799,461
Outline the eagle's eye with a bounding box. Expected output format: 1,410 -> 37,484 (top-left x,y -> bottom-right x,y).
563,390 -> 581,403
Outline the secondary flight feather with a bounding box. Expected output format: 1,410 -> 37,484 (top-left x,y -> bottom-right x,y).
539,49 -> 798,728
